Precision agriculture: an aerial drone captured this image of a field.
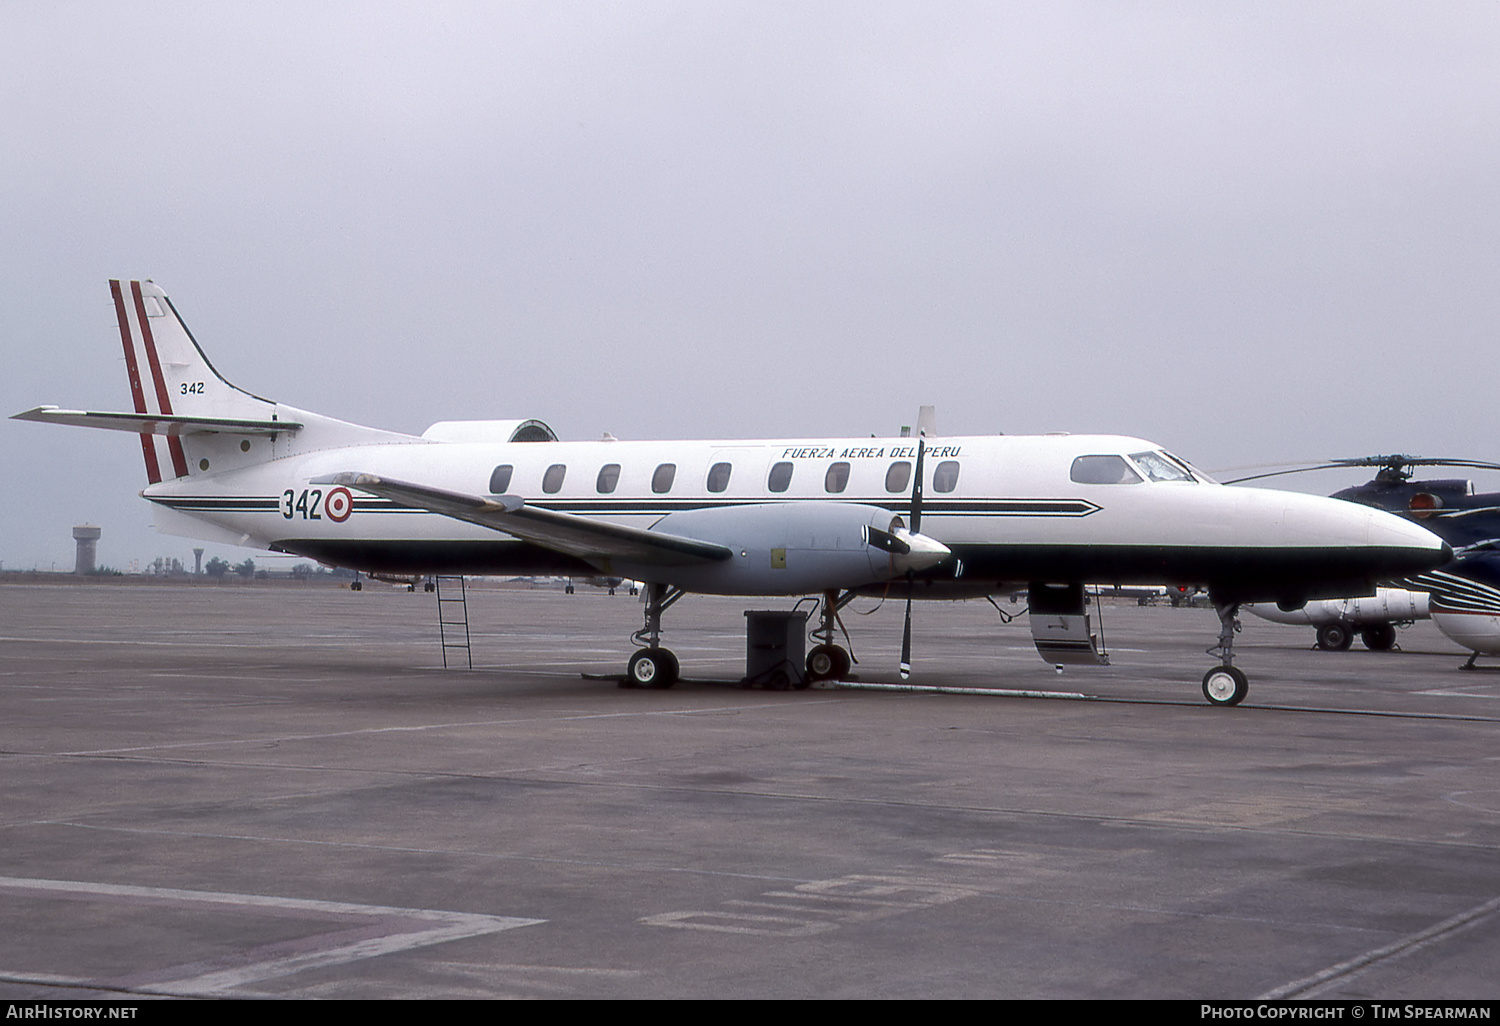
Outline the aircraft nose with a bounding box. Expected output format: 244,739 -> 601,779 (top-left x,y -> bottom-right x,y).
1362,505 -> 1451,573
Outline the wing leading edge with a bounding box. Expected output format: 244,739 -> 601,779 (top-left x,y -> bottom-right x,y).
313,472 -> 734,568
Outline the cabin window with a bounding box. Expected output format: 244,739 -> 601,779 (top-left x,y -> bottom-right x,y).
542,464 -> 567,494
652,463 -> 677,493
1129,451 -> 1195,483
596,464 -> 620,494
768,461 -> 794,493
707,462 -> 732,493
932,460 -> 961,493
1070,455 -> 1142,485
885,461 -> 912,493
488,464 -> 514,493
825,462 -> 850,493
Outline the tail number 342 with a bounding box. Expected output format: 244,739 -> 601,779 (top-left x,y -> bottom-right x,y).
281,486 -> 353,523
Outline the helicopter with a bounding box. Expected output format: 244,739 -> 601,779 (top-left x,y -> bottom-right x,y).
1233,456 -> 1500,666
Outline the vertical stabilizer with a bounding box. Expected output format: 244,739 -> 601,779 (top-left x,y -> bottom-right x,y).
109,279 -> 278,483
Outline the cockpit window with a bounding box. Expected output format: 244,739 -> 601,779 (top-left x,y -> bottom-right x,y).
1165,451 -> 1215,483
1071,455 -> 1143,485
1129,451 -> 1196,483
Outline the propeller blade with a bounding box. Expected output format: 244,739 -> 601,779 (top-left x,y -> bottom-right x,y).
866,525 -> 912,555
899,437 -> 928,679
899,589 -> 913,680
911,438 -> 925,534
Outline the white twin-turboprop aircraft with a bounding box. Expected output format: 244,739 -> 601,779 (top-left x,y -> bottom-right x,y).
14,281 -> 1451,705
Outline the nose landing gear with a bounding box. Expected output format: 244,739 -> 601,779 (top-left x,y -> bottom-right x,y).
1202,602 -> 1249,706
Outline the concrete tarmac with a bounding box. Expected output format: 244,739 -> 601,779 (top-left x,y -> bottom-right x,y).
1,581 -> 1498,999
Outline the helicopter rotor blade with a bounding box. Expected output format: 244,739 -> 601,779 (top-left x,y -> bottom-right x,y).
1223,455 -> 1500,486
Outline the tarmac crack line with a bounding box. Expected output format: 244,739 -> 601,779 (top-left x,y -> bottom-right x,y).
30,822 -> 820,883
52,700 -> 844,756
1258,893 -> 1500,999
21,765 -> 1500,858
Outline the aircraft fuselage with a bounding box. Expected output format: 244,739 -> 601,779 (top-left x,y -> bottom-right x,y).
143,430 -> 1446,604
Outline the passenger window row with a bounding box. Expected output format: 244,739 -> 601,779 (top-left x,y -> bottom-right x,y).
487,460 -> 961,495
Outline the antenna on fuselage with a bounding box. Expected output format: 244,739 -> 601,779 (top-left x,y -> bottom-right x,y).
916,405 -> 936,439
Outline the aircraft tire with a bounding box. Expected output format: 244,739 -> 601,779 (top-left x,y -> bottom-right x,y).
658,649 -> 680,687
806,644 -> 851,681
1362,623 -> 1397,651
627,648 -> 678,689
1202,665 -> 1248,706
1316,622 -> 1354,652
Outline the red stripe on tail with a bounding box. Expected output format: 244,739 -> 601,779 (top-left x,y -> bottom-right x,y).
110,280 -> 162,485
132,281 -> 189,478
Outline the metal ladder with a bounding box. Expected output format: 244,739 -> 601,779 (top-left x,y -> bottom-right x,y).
435,575 -> 472,669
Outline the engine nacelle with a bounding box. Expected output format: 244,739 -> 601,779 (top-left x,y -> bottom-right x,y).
420,419 -> 558,443
1246,587 -> 1429,627
618,502 -> 945,595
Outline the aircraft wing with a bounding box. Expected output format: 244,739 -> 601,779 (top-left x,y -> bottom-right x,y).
11,406 -> 302,436
314,472 -> 733,568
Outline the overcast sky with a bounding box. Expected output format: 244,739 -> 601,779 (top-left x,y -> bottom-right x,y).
3,2 -> 1497,571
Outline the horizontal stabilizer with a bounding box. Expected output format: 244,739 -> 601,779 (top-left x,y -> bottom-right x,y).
11,406 -> 301,436
314,472 -> 734,568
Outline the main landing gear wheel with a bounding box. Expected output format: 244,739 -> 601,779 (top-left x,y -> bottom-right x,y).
1202,665 -> 1248,706
624,648 -> 679,689
1316,622 -> 1354,651
1362,623 -> 1397,651
806,644 -> 851,682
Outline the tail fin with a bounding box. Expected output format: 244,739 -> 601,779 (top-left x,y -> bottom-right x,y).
15,280 -> 416,487
109,279 -> 277,483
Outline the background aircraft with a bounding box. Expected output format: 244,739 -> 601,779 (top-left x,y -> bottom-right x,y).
1245,587 -> 1428,651
1234,456 -> 1500,666
13,282 -> 1451,704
